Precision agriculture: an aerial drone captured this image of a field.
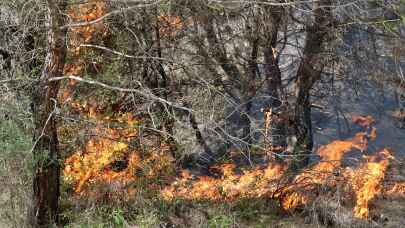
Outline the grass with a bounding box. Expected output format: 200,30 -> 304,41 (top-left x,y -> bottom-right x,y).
58,194 -> 321,228
0,119 -> 33,228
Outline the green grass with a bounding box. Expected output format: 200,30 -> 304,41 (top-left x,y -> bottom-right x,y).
0,120 -> 32,155
0,119 -> 33,227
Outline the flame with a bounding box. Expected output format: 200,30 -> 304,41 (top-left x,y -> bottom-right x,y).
63,111 -> 175,196
63,112 -> 138,192
386,182 -> 405,195
161,115 -> 400,219
349,150 -> 391,218
53,0 -> 405,215
61,1 -> 178,198
64,139 -> 128,192
59,15 -> 404,219
67,0 -> 108,46
161,131 -> 370,205
158,14 -> 186,37
60,0 -> 109,103
161,163 -> 287,202
351,114 -> 375,128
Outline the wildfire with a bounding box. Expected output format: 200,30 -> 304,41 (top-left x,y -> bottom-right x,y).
59,5 -> 405,215
67,0 -> 108,47
63,112 -> 136,191
61,0 -> 179,198
158,14 -> 187,37
60,0 -> 109,103
161,163 -> 287,202
161,115 -> 399,219
348,149 -> 391,218
62,110 -> 175,196
386,182 -> 405,195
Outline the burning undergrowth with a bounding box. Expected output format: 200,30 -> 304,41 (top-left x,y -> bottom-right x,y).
60,0 -> 177,202
62,104 -> 175,200
62,112 -> 405,222
162,115 -> 402,220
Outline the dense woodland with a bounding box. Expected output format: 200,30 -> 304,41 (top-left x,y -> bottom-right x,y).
1,0 -> 405,227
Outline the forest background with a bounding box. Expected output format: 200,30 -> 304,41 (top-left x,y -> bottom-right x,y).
1,0 -> 405,227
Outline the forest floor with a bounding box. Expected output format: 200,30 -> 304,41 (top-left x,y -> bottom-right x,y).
1,118 -> 405,228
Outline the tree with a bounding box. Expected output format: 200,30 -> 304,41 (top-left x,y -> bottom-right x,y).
291,0 -> 334,170
30,0 -> 67,226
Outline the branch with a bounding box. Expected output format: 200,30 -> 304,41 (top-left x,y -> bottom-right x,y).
79,44 -> 173,62
48,75 -> 192,112
60,0 -> 164,29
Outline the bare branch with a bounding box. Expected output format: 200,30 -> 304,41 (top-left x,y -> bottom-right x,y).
79,44 -> 172,62
48,75 -> 193,112
60,0 -> 165,29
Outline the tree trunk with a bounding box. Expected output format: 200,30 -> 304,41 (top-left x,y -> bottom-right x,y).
153,7 -> 178,155
30,0 -> 67,226
263,6 -> 286,156
291,0 -> 333,170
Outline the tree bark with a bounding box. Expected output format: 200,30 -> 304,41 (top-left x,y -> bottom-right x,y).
263,6 -> 286,154
30,0 -> 67,226
291,0 -> 333,170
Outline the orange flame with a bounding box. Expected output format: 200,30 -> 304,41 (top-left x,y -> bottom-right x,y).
161,115 -> 398,219
158,14 -> 187,37
60,0 -> 109,103
63,111 -> 174,196
61,49 -> 403,223
349,149 -> 391,218
386,182 -> 405,195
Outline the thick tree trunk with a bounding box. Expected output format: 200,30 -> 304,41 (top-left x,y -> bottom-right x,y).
291,0 -> 333,170
293,75 -> 315,169
30,0 -> 67,226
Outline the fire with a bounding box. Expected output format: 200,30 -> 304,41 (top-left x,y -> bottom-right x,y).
42,0 -> 404,222
351,114 -> 375,128
161,115 -> 399,219
386,182 -> 405,195
64,138 -> 128,192
60,0 -> 109,103
158,14 -> 187,37
63,112 -> 137,192
62,111 -> 175,196
60,36 -> 405,218
61,0 -> 179,198
67,0 -> 108,46
349,150 -> 391,218
161,163 -> 287,202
